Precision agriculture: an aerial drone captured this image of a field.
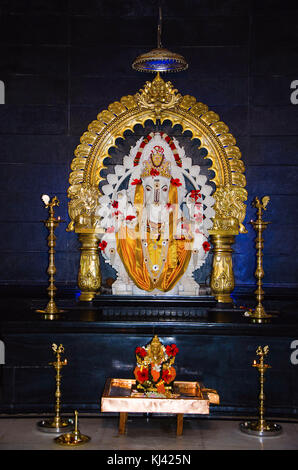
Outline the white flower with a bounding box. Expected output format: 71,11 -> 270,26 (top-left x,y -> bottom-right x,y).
152,363 -> 161,372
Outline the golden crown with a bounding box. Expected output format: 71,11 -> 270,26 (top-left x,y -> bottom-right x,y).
140,146 -> 171,179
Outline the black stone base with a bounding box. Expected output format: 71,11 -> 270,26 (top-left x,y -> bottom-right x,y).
0,286 -> 298,418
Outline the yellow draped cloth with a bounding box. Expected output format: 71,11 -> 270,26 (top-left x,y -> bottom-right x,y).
116,183 -> 193,292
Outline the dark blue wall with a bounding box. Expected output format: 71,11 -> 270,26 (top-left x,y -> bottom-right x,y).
0,0 -> 297,290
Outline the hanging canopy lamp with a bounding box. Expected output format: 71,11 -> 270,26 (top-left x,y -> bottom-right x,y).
132,7 -> 188,73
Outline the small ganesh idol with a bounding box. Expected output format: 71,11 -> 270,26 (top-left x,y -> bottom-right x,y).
133,335 -> 179,397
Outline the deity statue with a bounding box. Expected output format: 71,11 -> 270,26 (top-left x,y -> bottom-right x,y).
147,334 -> 166,364
133,335 -> 179,396
97,132 -> 215,296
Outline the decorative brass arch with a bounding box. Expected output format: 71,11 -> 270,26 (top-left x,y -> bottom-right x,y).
67,74 -> 247,303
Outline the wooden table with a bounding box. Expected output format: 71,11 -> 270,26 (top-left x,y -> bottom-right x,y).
101,378 -> 219,436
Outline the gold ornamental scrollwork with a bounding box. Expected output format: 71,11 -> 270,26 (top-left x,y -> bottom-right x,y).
135,72 -> 182,118
67,182 -> 101,232
67,74 -> 247,302
211,185 -> 248,235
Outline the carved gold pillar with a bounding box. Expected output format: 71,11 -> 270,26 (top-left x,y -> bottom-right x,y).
210,233 -> 235,303
77,231 -> 101,301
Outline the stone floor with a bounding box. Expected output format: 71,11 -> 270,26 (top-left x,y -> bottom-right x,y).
0,415 -> 297,451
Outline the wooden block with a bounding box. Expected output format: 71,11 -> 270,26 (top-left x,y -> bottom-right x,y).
119,412 -> 128,435
176,413 -> 184,436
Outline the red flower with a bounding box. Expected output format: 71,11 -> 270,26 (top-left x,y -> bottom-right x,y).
106,226 -> 115,233
166,344 -> 179,357
161,368 -> 175,384
202,241 -> 211,252
112,200 -> 118,208
150,168 -> 160,177
190,190 -> 201,201
162,369 -> 171,382
126,215 -> 136,221
136,367 -> 149,383
170,178 -> 182,187
98,240 -> 107,251
131,178 -> 142,185
136,347 -> 147,358
112,210 -> 122,217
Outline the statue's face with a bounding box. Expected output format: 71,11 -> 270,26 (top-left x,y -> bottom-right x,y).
151,151 -> 164,167
143,176 -> 170,208
150,342 -> 163,361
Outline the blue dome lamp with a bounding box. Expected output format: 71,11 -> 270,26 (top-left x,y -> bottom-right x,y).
132,8 -> 188,74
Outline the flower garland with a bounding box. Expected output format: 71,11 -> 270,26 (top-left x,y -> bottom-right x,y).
133,132 -> 182,168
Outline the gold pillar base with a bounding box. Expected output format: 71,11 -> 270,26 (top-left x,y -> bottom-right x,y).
37,417 -> 73,434
247,304 -> 274,322
36,299 -> 65,318
239,420 -> 282,437
78,291 -> 96,302
216,293 -> 234,304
